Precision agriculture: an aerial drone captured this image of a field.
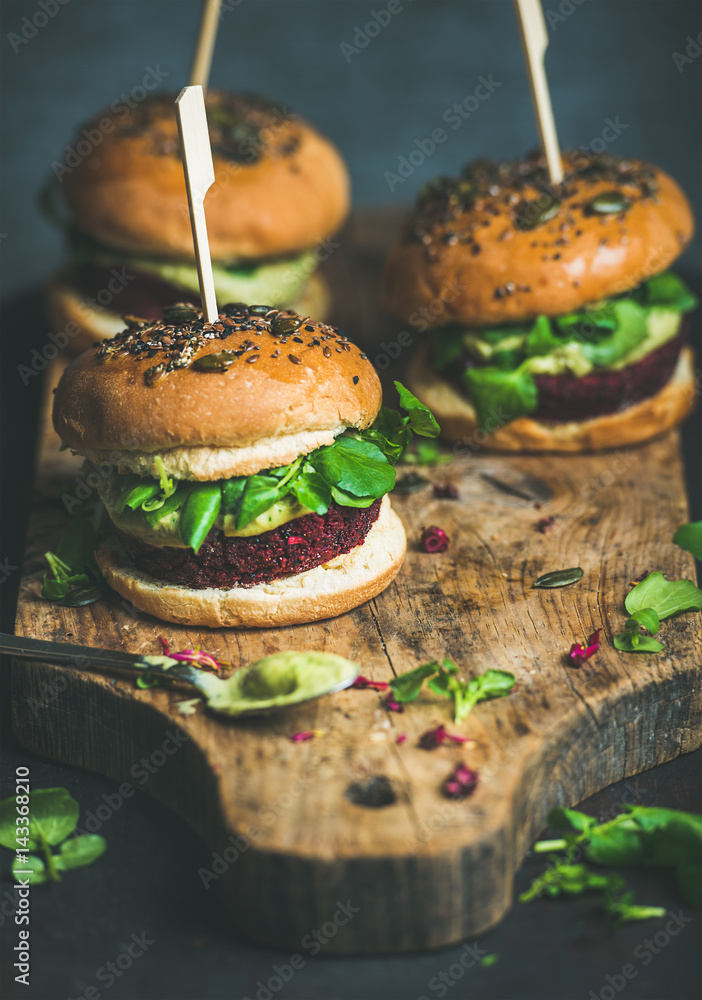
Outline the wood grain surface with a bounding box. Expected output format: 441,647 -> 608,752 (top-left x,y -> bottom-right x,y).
12,210 -> 701,954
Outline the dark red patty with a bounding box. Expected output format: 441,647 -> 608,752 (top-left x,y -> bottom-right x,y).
532,325 -> 687,422
71,264 -> 195,321
114,500 -> 382,590
449,320 -> 687,424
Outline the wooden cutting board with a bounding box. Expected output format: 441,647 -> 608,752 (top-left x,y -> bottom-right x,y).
12,211 -> 701,954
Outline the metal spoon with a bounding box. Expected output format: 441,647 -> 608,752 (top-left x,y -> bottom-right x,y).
1,633 -> 359,718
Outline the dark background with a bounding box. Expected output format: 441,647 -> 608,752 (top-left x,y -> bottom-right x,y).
1,2 -> 701,999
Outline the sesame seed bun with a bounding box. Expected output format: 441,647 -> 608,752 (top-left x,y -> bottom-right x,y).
406,342 -> 697,452
61,92 -> 350,262
95,496 -> 406,628
45,266 -> 331,355
381,153 -> 694,327
52,307 -> 381,476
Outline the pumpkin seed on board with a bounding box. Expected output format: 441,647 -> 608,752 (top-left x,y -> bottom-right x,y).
532,567 -> 584,589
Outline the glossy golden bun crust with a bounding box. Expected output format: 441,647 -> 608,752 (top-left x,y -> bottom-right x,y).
96,497 -> 407,628
45,266 -> 331,356
61,92 -> 350,261
382,153 -> 694,327
52,309 -> 381,466
406,343 -> 697,452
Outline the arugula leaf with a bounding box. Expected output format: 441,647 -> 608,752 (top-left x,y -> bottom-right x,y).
143,481 -> 190,527
603,884 -> 666,926
235,475 -> 286,529
11,855 -> 47,885
42,520 -> 101,602
42,551 -> 90,601
452,668 -> 516,723
1,787 -> 107,886
546,807 -> 597,833
292,468 -> 332,514
388,660 -> 514,723
115,480 -> 161,515
389,663 -> 440,702
673,521 -> 702,560
463,365 -> 537,430
311,436 -> 395,499
0,787 -> 78,850
555,303 -> 617,335
364,408 -> 412,462
644,271 -> 698,312
613,632 -> 665,653
393,381 -> 440,437
179,483 -> 222,552
519,859 -> 611,902
625,572 -> 702,620
535,804 -> 702,909
56,835 -> 106,870
221,476 -> 247,515
329,486 -> 378,508
629,608 -> 660,634
524,315 -> 561,357
587,822 -> 646,866
581,300 -> 649,367
433,328 -> 466,370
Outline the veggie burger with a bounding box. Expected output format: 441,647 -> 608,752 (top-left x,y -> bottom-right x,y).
382,152 -> 697,451
53,303 -> 438,627
46,91 -> 349,354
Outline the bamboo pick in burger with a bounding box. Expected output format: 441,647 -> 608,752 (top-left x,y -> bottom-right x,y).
189,0 -> 223,92
513,0 -> 563,185
175,85 -> 219,324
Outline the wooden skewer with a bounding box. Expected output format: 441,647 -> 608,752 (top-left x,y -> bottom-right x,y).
189,0 -> 223,92
175,86 -> 219,324
513,0 -> 563,185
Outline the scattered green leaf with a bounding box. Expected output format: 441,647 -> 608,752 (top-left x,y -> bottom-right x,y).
0,788 -> 106,886
42,520 -> 102,603
673,521 -> 702,560
389,659 -> 514,724
625,572 -> 702,620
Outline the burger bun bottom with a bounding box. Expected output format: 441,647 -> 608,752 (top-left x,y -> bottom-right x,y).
96,497 -> 406,628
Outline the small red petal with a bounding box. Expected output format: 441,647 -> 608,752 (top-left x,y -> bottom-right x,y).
442,762 -> 479,799
419,724 -> 472,749
156,637 -> 227,672
351,675 -> 389,691
568,627 -> 602,666
395,733 -> 407,745
290,730 -> 315,742
421,526 -> 449,553
384,697 -> 404,713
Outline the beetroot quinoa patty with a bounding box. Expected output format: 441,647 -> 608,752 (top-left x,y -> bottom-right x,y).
114,499 -> 382,589
532,325 -> 688,423
447,322 -> 687,424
